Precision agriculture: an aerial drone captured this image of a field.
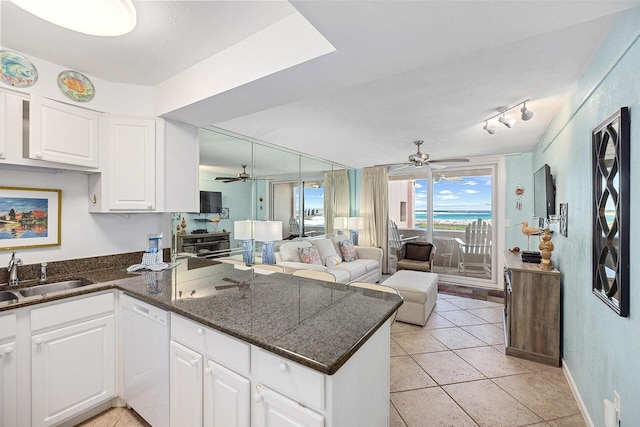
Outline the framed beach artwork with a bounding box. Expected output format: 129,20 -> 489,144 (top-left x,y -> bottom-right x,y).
0,186 -> 61,250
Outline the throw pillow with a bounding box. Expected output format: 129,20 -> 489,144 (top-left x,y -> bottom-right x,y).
405,243 -> 432,261
299,246 -> 322,265
339,239 -> 358,262
325,254 -> 342,267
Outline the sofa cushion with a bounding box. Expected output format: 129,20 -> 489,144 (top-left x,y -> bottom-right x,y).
311,239 -> 340,264
325,268 -> 351,284
325,254 -> 342,267
331,262 -> 367,281
405,242 -> 433,261
299,246 -> 322,265
339,240 -> 358,262
279,240 -> 313,263
350,258 -> 379,274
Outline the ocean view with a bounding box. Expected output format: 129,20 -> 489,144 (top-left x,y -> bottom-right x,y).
416,210 -> 492,228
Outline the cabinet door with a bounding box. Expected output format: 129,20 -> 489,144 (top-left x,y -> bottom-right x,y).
31,315 -> 115,427
29,95 -> 99,168
0,341 -> 17,427
204,360 -> 250,427
107,116 -> 157,210
170,341 -> 203,427
254,384 -> 324,427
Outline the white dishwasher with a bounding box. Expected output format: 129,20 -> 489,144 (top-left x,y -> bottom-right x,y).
121,293 -> 170,427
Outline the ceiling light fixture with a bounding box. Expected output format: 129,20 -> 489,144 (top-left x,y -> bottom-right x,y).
483,121 -> 496,134
481,99 -> 533,135
10,0 -> 137,36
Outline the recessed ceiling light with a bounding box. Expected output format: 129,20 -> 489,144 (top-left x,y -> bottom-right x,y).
10,0 -> 137,36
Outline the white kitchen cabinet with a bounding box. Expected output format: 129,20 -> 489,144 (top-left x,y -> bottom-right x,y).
0,313 -> 17,427
253,384 -> 324,427
28,95 -> 100,168
30,292 -> 116,427
205,360 -> 250,427
89,117 -> 199,212
170,340 -> 203,427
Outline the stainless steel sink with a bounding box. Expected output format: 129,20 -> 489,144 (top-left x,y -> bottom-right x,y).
18,279 -> 93,297
0,291 -> 19,302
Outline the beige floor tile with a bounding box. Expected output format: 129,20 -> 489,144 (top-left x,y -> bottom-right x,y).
433,299 -> 461,312
444,379 -> 543,427
412,350 -> 485,385
462,323 -> 506,345
438,309 -> 487,326
547,414 -> 587,427
390,337 -> 408,356
483,300 -> 504,307
390,355 -> 437,392
455,346 -> 532,378
448,297 -> 491,310
424,312 -> 456,329
493,343 -> 507,352
392,330 -> 448,354
493,321 -> 505,330
427,327 -> 487,349
389,402 -> 408,427
391,321 -> 424,335
437,293 -> 457,300
391,387 -> 478,427
493,369 -> 582,420
467,306 -> 504,323
77,407 -> 150,427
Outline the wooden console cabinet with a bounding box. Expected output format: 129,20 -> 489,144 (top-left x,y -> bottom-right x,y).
176,232 -> 230,258
503,251 -> 561,366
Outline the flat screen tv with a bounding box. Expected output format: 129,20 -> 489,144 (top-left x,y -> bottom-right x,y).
533,164 -> 555,219
200,191 -> 222,214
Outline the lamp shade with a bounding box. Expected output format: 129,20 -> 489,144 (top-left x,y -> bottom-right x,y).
333,217 -> 348,230
347,217 -> 364,230
498,115 -> 516,128
254,221 -> 282,242
234,220 -> 254,240
520,103 -> 534,121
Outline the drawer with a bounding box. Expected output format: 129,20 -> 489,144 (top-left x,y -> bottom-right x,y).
31,291 -> 114,332
254,347 -> 324,411
0,312 -> 16,340
171,313 -> 250,377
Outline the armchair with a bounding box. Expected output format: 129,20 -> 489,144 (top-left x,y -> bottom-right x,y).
455,218 -> 492,276
396,241 -> 436,272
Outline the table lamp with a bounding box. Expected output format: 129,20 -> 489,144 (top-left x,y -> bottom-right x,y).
333,217 -> 348,235
254,221 -> 282,265
347,216 -> 364,245
234,220 -> 255,265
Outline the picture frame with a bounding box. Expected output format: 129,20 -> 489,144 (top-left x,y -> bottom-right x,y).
0,186 -> 61,250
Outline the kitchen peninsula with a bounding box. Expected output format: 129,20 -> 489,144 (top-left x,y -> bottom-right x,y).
1,256 -> 402,426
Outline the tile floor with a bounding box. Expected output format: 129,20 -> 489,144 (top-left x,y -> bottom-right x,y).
389,292 -> 586,427
79,293 -> 586,427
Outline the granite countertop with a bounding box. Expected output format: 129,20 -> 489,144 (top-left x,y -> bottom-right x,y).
1,257 -> 402,375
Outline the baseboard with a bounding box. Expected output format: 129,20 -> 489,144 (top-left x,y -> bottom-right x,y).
562,357 -> 594,427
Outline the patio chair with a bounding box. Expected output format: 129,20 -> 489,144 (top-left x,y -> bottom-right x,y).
456,218 -> 492,276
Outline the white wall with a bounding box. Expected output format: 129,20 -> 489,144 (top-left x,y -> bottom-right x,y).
0,168 -> 171,266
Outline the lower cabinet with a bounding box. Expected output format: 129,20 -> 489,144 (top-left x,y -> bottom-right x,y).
205,360 -> 250,427
30,292 -> 116,427
0,312 -> 17,427
253,384 -> 324,427
170,341 -> 203,426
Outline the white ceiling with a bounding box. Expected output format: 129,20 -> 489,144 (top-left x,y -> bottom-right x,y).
3,1 -> 639,169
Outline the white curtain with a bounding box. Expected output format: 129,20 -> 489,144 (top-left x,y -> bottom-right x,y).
360,166 -> 389,273
324,169 -> 350,233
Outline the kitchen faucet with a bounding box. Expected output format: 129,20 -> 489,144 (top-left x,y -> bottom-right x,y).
7,252 -> 23,286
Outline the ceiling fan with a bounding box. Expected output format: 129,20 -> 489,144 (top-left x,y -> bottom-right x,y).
215,165 -> 251,183
377,140 -> 469,170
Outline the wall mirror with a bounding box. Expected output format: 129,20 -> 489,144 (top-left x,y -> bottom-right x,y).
591,107 -> 629,317
174,126 -> 351,258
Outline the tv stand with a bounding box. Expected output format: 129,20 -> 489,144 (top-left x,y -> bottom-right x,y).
176,231 -> 230,258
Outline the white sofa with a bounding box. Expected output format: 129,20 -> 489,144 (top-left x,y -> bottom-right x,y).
275,235 -> 383,284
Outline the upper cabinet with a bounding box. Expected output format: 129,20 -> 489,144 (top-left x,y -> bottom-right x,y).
28,95 -> 100,168
89,117 -> 199,213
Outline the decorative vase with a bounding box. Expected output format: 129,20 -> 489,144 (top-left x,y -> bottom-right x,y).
538,227 -> 555,270
180,217 -> 187,234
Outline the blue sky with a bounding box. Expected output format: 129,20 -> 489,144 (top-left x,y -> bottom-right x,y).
416,175 -> 492,211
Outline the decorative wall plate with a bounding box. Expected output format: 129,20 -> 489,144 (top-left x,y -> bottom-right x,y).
57,70 -> 95,102
0,50 -> 38,88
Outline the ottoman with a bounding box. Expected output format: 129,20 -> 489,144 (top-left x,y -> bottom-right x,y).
384,270 -> 438,326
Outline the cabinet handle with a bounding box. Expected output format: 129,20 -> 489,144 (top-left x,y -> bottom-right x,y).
35,152 -> 43,159
147,204 -> 153,209
3,346 -> 14,354
197,328 -> 204,336
35,338 -> 44,346
190,358 -> 198,367
204,367 -> 212,375
278,362 -> 288,373
254,392 -> 263,402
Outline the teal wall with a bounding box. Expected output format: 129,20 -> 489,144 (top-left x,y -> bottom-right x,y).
525,8 -> 640,425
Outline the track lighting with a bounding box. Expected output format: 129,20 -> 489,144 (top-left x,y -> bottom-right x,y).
498,113 -> 516,128
520,101 -> 534,121
481,99 -> 533,135
483,121 -> 496,134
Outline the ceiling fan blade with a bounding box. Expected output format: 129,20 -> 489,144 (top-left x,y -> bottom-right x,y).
215,177 -> 236,181
429,163 -> 447,170
374,162 -> 412,168
429,158 -> 470,163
